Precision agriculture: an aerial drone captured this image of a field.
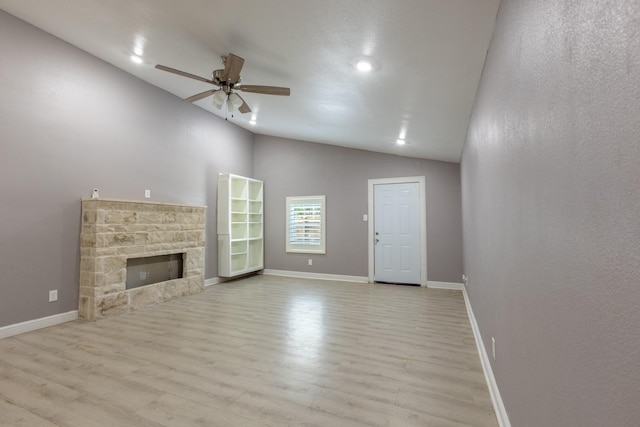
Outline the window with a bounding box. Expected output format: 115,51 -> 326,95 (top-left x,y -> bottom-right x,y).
286,195 -> 326,254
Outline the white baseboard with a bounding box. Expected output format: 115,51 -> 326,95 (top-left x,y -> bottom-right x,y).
263,269 -> 368,283
462,287 -> 511,427
204,277 -> 222,287
427,281 -> 465,290
0,311 -> 78,340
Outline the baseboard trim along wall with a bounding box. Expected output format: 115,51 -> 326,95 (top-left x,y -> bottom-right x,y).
204,277 -> 222,287
260,274 -> 465,288
462,287 -> 511,427
263,269 -> 368,283
0,310 -> 78,340
427,281 -> 465,290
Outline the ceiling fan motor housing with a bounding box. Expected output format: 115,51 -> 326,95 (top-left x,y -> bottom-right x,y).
212,69 -> 224,85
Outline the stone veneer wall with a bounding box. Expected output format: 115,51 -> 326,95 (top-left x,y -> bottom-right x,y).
79,199 -> 206,320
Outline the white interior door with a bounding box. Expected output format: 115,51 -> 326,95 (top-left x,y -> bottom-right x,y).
374,182 -> 421,284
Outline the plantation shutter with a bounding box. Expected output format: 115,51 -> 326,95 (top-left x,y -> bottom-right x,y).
285,196 -> 326,253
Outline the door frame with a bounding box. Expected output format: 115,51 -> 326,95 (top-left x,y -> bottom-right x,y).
368,176 -> 428,286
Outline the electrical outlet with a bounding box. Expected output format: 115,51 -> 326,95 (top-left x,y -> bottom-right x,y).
363,214 -> 368,221
491,337 -> 496,360
462,274 -> 468,286
144,189 -> 151,198
308,259 -> 313,266
49,289 -> 58,302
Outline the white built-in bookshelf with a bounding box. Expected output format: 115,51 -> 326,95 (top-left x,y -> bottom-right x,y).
217,173 -> 264,277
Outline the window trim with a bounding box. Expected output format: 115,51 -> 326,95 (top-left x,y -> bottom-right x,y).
285,195 -> 326,254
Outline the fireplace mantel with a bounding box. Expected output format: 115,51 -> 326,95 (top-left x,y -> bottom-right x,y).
79,199 -> 206,320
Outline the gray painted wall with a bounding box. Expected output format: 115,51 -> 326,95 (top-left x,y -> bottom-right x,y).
0,11 -> 253,327
254,135 -> 463,282
461,0 -> 640,425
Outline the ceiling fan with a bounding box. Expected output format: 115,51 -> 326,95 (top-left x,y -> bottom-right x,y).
155,53 -> 290,114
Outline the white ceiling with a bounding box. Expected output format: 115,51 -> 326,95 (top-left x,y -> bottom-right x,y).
0,0 -> 499,162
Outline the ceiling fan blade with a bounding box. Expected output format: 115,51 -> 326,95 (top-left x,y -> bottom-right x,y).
235,85 -> 290,96
235,93 -> 252,114
221,53 -> 244,84
183,89 -> 217,103
155,64 -> 214,84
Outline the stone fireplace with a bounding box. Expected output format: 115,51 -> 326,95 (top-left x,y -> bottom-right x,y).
79,199 -> 206,320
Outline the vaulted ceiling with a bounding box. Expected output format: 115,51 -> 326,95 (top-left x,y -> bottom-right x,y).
0,0 -> 500,162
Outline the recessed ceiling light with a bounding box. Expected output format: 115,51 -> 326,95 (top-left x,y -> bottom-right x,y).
130,55 -> 143,64
249,120 -> 257,126
133,34 -> 146,57
396,138 -> 406,145
356,59 -> 373,72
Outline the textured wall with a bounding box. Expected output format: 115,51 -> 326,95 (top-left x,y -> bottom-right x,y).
461,0 -> 640,425
0,11 -> 253,327
254,135 -> 463,282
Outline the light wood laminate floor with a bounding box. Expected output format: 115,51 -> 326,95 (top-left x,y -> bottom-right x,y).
0,275 -> 497,427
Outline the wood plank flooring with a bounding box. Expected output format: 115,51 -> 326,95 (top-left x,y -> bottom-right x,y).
0,275 -> 497,426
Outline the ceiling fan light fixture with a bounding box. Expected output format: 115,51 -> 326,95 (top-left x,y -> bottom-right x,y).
229,92 -> 243,109
212,90 -> 227,106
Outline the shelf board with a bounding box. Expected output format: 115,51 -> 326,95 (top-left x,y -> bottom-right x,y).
231,265 -> 263,276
